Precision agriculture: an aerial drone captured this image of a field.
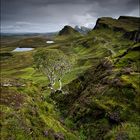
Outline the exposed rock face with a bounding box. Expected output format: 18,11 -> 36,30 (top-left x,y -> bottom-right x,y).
43,129 -> 64,140
0,78 -> 26,87
124,30 -> 140,42
59,25 -> 80,36
94,16 -> 140,42
118,16 -> 140,23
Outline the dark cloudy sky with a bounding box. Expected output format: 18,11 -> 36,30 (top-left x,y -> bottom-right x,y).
1,0 -> 139,33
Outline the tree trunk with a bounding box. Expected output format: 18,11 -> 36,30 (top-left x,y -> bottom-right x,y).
58,79 -> 62,91
48,82 -> 56,93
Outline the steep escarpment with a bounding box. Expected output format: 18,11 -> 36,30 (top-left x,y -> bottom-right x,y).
94,16 -> 140,42
124,30 -> 140,42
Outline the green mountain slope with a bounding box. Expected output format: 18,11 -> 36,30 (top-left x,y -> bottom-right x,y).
52,16 -> 140,140
0,16 -> 140,140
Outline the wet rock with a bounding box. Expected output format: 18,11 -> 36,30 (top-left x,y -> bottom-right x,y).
43,130 -> 49,137
124,30 -> 140,42
54,132 -> 64,140
101,58 -> 113,69
102,77 -> 123,86
0,78 -> 26,87
108,111 -> 121,124
43,129 -> 64,140
101,77 -> 110,84
121,68 -> 133,74
111,78 -> 123,87
116,132 -> 129,140
106,69 -> 113,75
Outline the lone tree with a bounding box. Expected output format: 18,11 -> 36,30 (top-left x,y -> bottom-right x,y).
33,49 -> 71,92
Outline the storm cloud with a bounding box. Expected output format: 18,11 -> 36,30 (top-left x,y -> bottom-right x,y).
1,0 -> 139,33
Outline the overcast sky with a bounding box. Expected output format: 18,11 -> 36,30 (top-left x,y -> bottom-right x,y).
1,0 -> 139,33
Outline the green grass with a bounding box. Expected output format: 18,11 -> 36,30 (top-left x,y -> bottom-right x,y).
105,122 -> 140,140
0,21 -> 140,140
122,74 -> 140,92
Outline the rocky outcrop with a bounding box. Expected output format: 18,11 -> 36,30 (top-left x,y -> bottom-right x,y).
0,78 -> 26,87
93,17 -> 125,32
124,30 -> 140,42
94,16 -> 140,42
43,129 -> 64,140
118,16 -> 140,23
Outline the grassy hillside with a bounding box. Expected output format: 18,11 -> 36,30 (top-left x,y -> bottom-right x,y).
0,16 -> 140,140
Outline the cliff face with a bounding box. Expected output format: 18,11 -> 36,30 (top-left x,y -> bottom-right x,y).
124,30 -> 140,42
94,16 -> 140,42
118,16 -> 140,24
94,17 -> 118,30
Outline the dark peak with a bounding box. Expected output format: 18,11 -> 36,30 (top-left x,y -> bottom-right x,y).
118,16 -> 140,25
63,25 -> 74,29
59,25 -> 80,36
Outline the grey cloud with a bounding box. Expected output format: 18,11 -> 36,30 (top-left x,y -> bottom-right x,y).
87,0 -> 139,19
1,0 -> 139,33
